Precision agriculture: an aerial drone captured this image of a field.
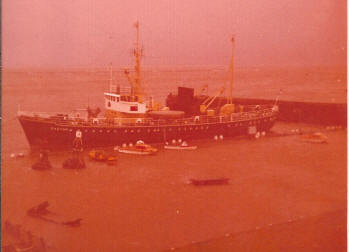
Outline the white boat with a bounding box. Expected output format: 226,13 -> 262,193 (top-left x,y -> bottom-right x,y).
164,141 -> 197,150
118,141 -> 158,155
301,132 -> 328,144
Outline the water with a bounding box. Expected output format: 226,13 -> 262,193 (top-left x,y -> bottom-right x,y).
2,67 -> 347,251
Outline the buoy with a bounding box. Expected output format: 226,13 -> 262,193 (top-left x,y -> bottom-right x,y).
172,139 -> 176,144
255,132 -> 260,139
261,131 -> 266,136
219,135 -> 223,140
10,153 -> 16,158
75,130 -> 82,138
214,135 -> 218,141
178,139 -> 182,143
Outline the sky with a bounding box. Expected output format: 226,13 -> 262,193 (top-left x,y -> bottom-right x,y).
3,0 -> 347,68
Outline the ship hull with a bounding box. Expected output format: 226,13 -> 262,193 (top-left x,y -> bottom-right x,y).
18,114 -> 277,149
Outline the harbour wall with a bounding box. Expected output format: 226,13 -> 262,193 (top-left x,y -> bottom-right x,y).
166,90 -> 347,126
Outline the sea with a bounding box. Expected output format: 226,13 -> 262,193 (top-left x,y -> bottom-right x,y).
2,66 -> 347,251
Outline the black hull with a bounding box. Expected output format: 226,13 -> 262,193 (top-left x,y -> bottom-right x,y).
18,115 -> 277,149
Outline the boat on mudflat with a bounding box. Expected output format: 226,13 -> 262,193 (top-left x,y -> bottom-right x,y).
18,22 -> 278,149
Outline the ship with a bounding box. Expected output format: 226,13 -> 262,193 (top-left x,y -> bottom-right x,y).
18,22 -> 279,149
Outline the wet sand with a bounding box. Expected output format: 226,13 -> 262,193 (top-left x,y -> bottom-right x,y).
2,68 -> 347,251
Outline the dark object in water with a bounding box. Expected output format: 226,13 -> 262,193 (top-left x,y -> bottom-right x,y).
62,158 -> 86,169
32,161 -> 52,170
3,220 -> 47,252
32,150 -> 52,170
62,218 -> 82,227
27,201 -> 50,217
27,202 -> 82,228
190,178 -> 229,186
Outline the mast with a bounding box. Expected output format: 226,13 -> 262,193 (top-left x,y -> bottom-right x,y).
228,36 -> 235,104
133,21 -> 143,102
109,62 -> 114,93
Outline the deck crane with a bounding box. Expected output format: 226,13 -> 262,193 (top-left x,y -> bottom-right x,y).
200,86 -> 225,114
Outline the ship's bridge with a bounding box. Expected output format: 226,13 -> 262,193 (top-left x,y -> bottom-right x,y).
104,92 -> 147,114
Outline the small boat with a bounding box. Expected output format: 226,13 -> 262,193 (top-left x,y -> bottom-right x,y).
190,178 -> 229,186
301,132 -> 328,143
62,218 -> 82,227
32,151 -> 52,170
27,201 -> 82,228
164,141 -> 197,150
88,150 -> 117,162
118,141 -> 158,155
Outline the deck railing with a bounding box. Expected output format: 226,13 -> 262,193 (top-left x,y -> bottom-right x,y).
18,106 -> 278,128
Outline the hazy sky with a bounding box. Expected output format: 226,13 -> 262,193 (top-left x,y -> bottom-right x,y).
3,0 -> 347,68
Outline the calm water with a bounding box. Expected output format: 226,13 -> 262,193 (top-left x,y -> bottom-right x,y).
2,67 -> 347,251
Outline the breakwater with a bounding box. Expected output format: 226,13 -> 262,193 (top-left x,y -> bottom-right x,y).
166,88 -> 347,126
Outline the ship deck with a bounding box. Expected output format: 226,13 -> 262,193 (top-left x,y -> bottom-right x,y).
18,105 -> 277,128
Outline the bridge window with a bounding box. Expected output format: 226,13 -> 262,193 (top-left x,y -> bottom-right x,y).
130,105 -> 138,111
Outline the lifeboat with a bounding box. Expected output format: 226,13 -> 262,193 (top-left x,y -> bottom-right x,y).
301,132 -> 328,144
118,141 -> 158,155
88,150 -> 117,162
